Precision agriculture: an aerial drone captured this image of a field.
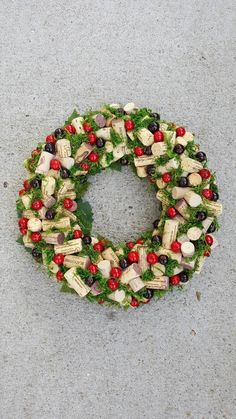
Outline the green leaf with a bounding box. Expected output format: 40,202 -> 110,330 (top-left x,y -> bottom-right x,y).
65,109 -> 79,125
60,280 -> 76,294
106,152 -> 114,165
75,199 -> 93,234
108,161 -> 122,171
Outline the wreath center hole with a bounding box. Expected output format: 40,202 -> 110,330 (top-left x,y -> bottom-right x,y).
85,166 -> 160,243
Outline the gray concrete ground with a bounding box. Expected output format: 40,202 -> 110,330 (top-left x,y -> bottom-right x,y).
0,1 -> 235,418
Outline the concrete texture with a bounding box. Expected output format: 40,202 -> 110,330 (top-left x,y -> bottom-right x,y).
0,0 -> 235,418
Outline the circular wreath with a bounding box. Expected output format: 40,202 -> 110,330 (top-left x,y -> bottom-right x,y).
16,102 -> 222,309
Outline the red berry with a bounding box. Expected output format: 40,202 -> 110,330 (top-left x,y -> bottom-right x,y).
18,217 -> 28,229
167,207 -> 177,218
53,254 -> 65,265
56,271 -> 64,281
110,267 -> 122,278
88,264 -> 98,274
63,198 -> 73,209
98,299 -> 105,305
127,241 -> 134,249
31,232 -> 42,242
107,278 -> 119,291
81,163 -> 90,171
171,241 -> 181,253
125,120 -> 135,131
88,132 -> 97,145
204,250 -> 211,257
31,199 -> 43,210
147,252 -> 158,264
83,122 -> 92,132
64,124 -> 76,134
50,159 -> 61,170
23,179 -> 31,190
88,152 -> 99,162
154,131 -> 164,142
130,297 -> 139,307
73,230 -> 82,239
199,169 -> 211,179
134,146 -> 144,156
127,251 -> 139,263
176,127 -> 186,137
136,239 -> 144,245
20,227 -> 27,235
170,275 -> 180,285
19,188 -> 25,196
202,189 -> 213,200
93,242 -> 104,252
162,172 -> 172,183
205,234 -> 213,246
46,134 -> 56,144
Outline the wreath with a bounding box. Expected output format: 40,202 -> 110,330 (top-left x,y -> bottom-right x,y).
16,102 -> 222,309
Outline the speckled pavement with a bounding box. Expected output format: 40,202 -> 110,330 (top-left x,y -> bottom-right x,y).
0,1 -> 235,418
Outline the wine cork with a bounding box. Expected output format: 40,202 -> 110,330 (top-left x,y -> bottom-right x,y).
105,141 -> 114,153
181,157 -> 203,173
62,208 -> 77,222
165,158 -> 179,171
138,246 -> 150,272
184,191 -> 202,207
38,206 -> 47,219
57,179 -> 74,195
43,196 -> 56,209
129,277 -> 145,292
175,214 -> 185,225
181,259 -> 195,270
172,187 -> 190,200
97,260 -> 111,278
96,127 -> 111,140
124,102 -> 136,114
57,190 -> 77,201
56,139 -> 71,158
120,263 -> 141,284
160,123 -> 169,131
102,247 -> 119,266
144,276 -> 169,290
175,199 -> 190,219
64,255 -> 90,269
201,217 -> 214,233
106,115 -> 116,127
156,178 -> 166,189
204,201 -> 223,216
42,232 -> 65,245
164,130 -> 176,145
162,220 -> 179,249
46,169 -> 60,179
74,143 -> 93,163
181,242 -> 195,257
115,247 -> 124,257
136,128 -> 154,146
113,144 -> 126,161
71,116 -> 84,134
127,131 -> 134,141
54,238 -> 82,255
64,267 -> 90,297
93,114 -> 106,128
175,136 -> 188,147
42,217 -> 71,231
108,289 -> 126,303
188,173 -> 202,186
151,263 -> 165,277
27,218 -> 42,232
151,142 -> 167,157
177,234 -> 190,244
187,227 -> 202,241
112,119 -> 127,140
35,151 -> 54,174
59,157 -> 75,170
137,166 -> 148,178
22,210 -> 37,219
41,176 -> 56,197
156,190 -> 170,206
21,194 -> 31,209
90,281 -> 102,296
22,231 -> 34,248
134,156 -> 155,167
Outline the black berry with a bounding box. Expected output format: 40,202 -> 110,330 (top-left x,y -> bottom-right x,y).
117,108 -> 125,115
196,151 -> 207,162
146,165 -> 155,176
45,210 -> 55,220
153,219 -> 160,228
60,168 -> 70,179
148,122 -> 159,133
159,255 -> 168,265
179,271 -> 189,283
150,112 -> 160,120
119,258 -> 129,269
54,128 -> 65,139
30,178 -> 41,189
143,289 -> 154,300
178,177 -> 189,187
120,157 -> 128,166
96,138 -> 105,148
83,235 -> 92,245
207,223 -> 216,233
85,277 -> 95,287
174,144 -> 185,155
32,248 -> 41,258
211,191 -> 219,201
45,143 -> 56,154
151,235 -> 161,245
144,146 -> 152,155
196,211 -> 207,221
